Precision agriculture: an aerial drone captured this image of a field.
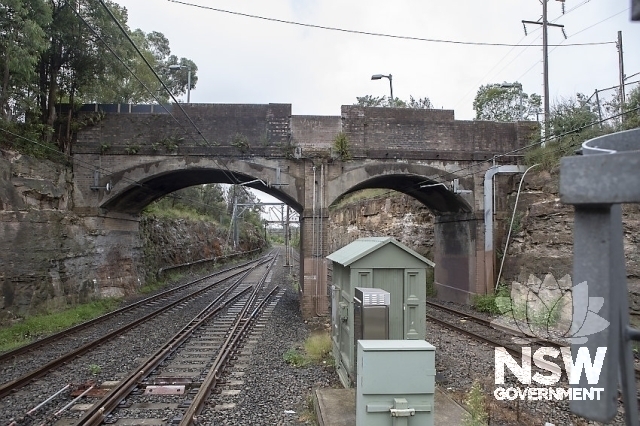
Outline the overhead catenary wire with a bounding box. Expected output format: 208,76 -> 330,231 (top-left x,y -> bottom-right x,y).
95,0 -> 261,216
342,104 -> 640,207
167,0 -> 614,48
454,4 -> 627,112
0,127 -> 223,215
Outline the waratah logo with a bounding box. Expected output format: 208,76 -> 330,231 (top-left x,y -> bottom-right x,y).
491,274 -> 609,344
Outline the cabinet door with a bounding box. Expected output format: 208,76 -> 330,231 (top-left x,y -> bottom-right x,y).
372,268 -> 404,339
404,269 -> 425,340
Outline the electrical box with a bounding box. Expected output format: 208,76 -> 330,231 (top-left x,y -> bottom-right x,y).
354,287 -> 390,342
357,340 -> 435,426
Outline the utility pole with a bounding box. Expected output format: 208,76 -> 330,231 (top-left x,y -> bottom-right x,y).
617,31 -> 626,116
232,192 -> 238,250
523,0 -> 566,142
285,206 -> 291,267
594,89 -> 603,128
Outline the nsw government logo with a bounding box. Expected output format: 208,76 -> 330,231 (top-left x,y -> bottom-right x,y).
491,275 -> 609,401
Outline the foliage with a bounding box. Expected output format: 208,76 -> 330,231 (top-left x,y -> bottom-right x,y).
510,211 -> 524,235
473,82 -> 541,122
472,284 -> 509,315
144,184 -> 227,222
425,267 -> 436,298
333,132 -> 351,160
0,0 -> 51,120
0,0 -> 198,156
0,119 -> 63,161
622,85 -> 640,130
0,298 -> 119,352
88,364 -> 102,375
231,133 -> 250,153
283,348 -> 308,367
355,94 -> 433,109
463,380 -> 489,426
524,93 -> 615,170
284,331 -> 333,368
548,93 -> 599,137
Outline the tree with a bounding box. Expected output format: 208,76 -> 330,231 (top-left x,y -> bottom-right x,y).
548,93 -> 600,137
623,85 -> 640,130
0,0 -> 51,120
473,82 -> 541,122
36,0 -> 133,151
355,95 -> 433,109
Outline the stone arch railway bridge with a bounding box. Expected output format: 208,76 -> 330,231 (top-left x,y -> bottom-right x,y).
73,103 -> 535,317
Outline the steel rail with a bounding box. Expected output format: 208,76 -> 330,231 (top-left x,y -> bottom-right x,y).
0,258 -> 269,399
181,271 -> 280,426
185,286 -> 280,426
425,300 -> 564,346
0,252 -> 269,363
426,300 -> 640,379
75,268 -> 258,425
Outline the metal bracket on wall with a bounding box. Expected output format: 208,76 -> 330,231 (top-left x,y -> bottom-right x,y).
90,169 -> 112,193
560,128 -> 640,426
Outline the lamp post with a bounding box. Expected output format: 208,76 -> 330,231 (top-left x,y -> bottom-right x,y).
371,74 -> 393,104
500,82 -> 523,120
169,64 -> 192,103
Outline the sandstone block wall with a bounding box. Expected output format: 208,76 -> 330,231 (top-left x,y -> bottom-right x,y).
0,149 -> 266,324
327,194 -> 434,258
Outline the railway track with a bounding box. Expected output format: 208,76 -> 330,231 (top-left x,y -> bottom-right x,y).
426,299 -> 640,380
0,255 -> 267,364
1,251 -> 281,425
71,252 -> 280,425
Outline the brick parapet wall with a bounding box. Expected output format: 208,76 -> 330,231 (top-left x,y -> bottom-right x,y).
75,104 -> 537,161
340,105 -> 536,154
75,104 -> 292,153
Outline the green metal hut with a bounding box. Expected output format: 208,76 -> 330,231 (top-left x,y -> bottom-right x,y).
327,237 -> 435,386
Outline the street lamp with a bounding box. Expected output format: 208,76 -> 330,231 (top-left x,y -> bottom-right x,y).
169,64 -> 192,103
500,82 -> 523,120
371,74 -> 393,103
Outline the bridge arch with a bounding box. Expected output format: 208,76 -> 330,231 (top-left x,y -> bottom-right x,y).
95,157 -> 304,214
320,161 -> 479,307
326,162 -> 473,213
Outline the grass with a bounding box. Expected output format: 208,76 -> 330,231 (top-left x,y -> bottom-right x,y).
330,188 -> 392,210
284,331 -> 333,367
471,285 -> 509,315
140,270 -> 186,294
298,393 -> 319,425
142,203 -> 219,222
304,331 -> 332,363
463,380 -> 489,426
0,298 -> 119,353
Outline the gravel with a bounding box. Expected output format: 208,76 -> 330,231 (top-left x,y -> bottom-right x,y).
0,252 -> 339,425
426,318 -> 629,425
200,254 -> 339,425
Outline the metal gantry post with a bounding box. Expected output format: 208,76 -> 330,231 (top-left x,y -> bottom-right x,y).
560,128 -> 640,425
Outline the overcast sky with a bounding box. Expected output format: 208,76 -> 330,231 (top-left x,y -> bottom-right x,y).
116,0 -> 639,120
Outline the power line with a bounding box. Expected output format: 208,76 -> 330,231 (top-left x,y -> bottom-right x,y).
0,126 -> 224,214
96,0 -> 260,206
454,2 -> 618,111
345,104 -> 640,206
167,0 -> 614,48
